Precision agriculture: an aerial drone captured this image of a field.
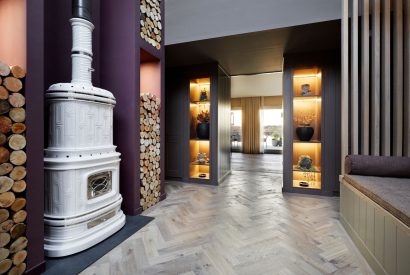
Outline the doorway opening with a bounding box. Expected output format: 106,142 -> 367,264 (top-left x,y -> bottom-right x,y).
230,72 -> 283,174
261,108 -> 283,154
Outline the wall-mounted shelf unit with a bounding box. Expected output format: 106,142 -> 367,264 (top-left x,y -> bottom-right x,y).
189,77 -> 211,181
283,52 -> 341,196
292,68 -> 322,190
166,64 -> 231,185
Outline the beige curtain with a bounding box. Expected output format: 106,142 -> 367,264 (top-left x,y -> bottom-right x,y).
241,97 -> 263,154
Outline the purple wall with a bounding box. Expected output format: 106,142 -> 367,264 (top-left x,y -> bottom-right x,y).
100,0 -> 166,214
100,0 -> 139,214
26,1 -> 45,273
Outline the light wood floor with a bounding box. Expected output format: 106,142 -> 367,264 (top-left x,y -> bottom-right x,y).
82,171 -> 374,275
231,152 -> 283,174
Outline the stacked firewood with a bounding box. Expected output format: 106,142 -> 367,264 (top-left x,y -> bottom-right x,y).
0,61 -> 27,275
140,0 -> 162,50
139,93 -> 161,210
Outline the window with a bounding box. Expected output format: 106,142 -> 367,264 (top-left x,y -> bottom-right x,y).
231,110 -> 242,152
261,109 -> 283,153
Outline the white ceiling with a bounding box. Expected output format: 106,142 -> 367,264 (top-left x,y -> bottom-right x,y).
164,0 -> 341,45
231,73 -> 283,98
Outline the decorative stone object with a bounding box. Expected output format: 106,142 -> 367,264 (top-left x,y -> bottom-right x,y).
140,0 -> 162,50
297,155 -> 314,171
301,83 -> 311,96
199,89 -> 208,102
197,153 -> 208,165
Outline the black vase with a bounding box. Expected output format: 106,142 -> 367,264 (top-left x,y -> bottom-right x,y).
196,123 -> 210,140
296,126 -> 314,141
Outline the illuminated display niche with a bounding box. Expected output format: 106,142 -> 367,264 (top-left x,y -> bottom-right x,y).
292,68 -> 322,190
189,77 -> 211,180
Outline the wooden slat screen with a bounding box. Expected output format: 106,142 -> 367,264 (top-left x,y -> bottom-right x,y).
342,0 -> 410,160
361,0 -> 370,155
381,0 -> 391,156
351,0 -> 360,155
342,0 -> 349,173
404,0 -> 410,155
393,0 -> 403,156
371,0 -> 381,156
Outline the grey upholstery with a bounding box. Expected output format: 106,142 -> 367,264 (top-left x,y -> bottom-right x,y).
345,155 -> 410,178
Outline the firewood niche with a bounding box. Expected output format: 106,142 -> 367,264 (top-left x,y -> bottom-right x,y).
140,0 -> 162,50
0,60 -> 28,275
139,93 -> 161,210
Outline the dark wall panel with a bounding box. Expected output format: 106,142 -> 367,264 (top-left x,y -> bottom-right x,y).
217,67 -> 231,182
165,63 -> 231,185
165,70 -> 184,178
283,51 -> 341,195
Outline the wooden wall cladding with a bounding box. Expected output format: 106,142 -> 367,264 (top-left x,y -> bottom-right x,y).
0,61 -> 27,275
342,0 -> 410,157
139,93 -> 161,210
140,0 -> 162,50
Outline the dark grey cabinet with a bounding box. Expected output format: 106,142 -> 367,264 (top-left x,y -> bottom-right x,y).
165,63 -> 231,185
283,51 -> 341,195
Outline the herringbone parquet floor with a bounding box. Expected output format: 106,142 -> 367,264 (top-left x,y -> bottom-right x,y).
82,170 -> 374,275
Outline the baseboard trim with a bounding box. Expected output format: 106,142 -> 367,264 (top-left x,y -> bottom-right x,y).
159,192 -> 167,201
218,170 -> 232,184
282,187 -> 333,196
134,206 -> 143,215
26,260 -> 46,275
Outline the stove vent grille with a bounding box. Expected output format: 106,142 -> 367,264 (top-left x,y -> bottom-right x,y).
87,171 -> 112,199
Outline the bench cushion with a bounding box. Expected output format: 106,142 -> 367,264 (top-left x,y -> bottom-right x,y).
344,175 -> 410,227
345,155 -> 410,178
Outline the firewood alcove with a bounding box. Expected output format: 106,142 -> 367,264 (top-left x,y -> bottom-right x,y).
139,49 -> 162,210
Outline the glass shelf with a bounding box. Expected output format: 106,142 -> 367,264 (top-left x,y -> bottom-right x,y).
191,162 -> 210,166
292,180 -> 321,190
293,140 -> 321,143
293,95 -> 321,101
190,172 -> 210,180
190,101 -> 210,104
293,166 -> 321,173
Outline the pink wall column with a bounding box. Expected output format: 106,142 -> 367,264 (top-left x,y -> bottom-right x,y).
0,0 -> 26,69
140,62 -> 161,98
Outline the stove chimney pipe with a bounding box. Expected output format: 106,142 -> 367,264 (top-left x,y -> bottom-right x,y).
72,0 -> 92,22
70,0 -> 94,85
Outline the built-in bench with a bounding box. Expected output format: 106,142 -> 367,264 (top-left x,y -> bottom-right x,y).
340,156 -> 410,275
